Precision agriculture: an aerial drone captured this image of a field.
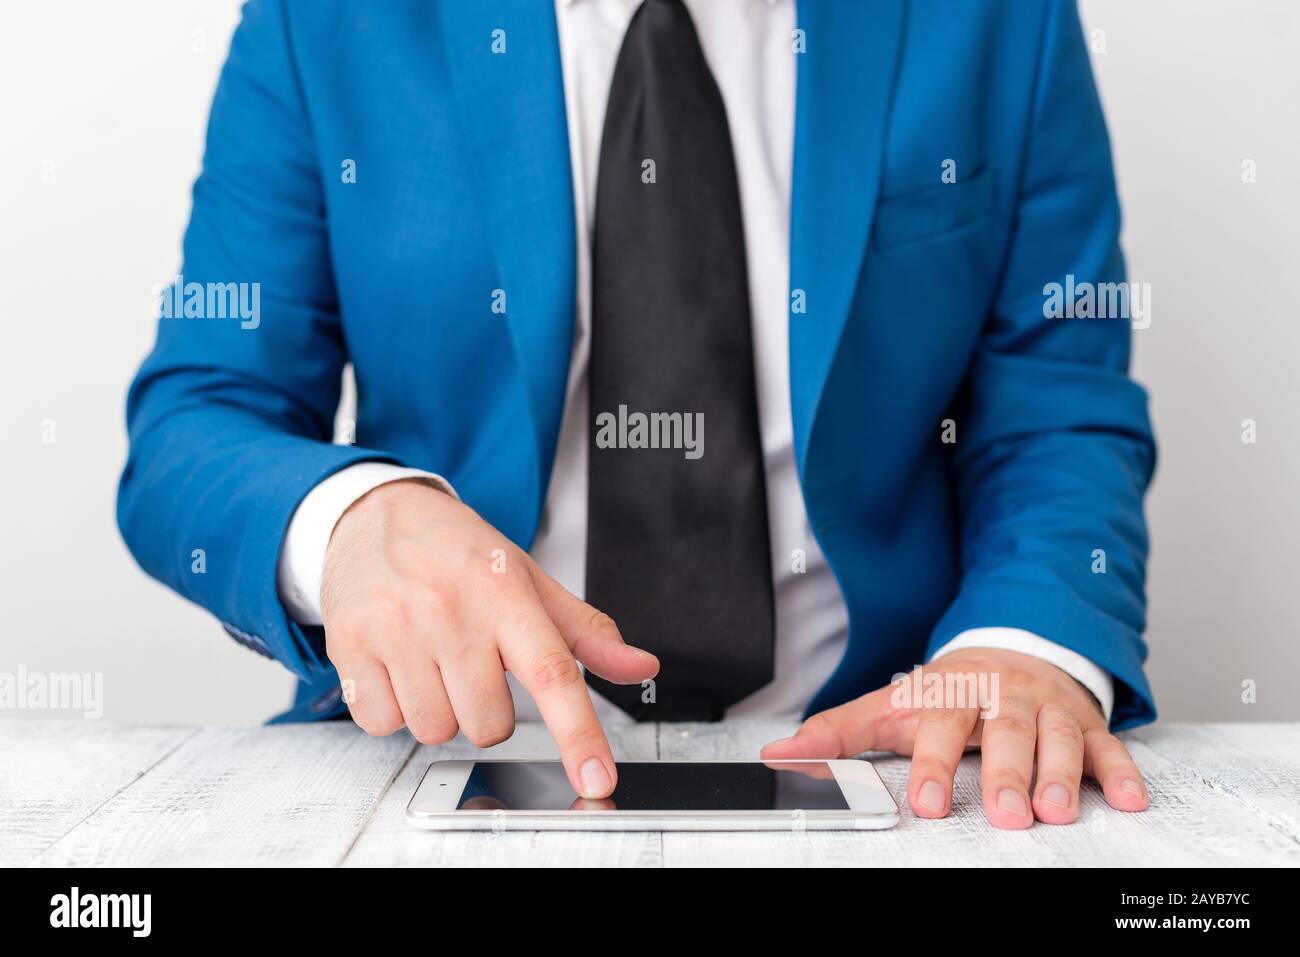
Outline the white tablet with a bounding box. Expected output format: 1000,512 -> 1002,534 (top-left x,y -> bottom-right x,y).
406,758 -> 898,831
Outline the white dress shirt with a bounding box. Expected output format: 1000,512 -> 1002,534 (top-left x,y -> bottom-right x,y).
277,0 -> 1114,722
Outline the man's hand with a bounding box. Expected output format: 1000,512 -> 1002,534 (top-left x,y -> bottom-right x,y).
320,479 -> 659,799
761,648 -> 1149,828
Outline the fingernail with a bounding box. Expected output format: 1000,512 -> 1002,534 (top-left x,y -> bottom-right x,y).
1121,778 -> 1143,797
766,736 -> 792,748
1042,783 -> 1071,808
579,758 -> 612,798
917,780 -> 945,813
997,788 -> 1028,817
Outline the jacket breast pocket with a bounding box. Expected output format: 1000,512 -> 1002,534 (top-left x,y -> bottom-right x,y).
870,166 -> 999,251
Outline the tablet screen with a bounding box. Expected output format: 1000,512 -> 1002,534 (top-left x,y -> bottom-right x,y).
457,761 -> 849,812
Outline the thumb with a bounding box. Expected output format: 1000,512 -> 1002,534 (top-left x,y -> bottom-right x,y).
527,562 -> 659,684
761,688 -> 893,759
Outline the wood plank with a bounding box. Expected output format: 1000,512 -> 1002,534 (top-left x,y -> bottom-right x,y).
1168,722 -> 1300,773
31,723 -> 415,867
12,720 -> 1300,866
1129,722 -> 1300,848
0,720 -> 197,867
658,721 -> 1300,867
342,723 -> 661,867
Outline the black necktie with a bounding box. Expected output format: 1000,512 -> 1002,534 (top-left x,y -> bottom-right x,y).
585,0 -> 775,721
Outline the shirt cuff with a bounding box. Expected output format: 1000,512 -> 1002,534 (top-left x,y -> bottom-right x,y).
928,627 -> 1115,723
275,463 -> 457,626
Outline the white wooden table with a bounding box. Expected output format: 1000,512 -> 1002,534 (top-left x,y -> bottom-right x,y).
3,720 -> 1297,867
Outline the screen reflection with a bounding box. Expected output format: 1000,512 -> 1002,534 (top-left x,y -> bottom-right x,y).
458,761 -> 849,812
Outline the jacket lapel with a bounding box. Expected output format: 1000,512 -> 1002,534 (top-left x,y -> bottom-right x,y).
788,0 -> 905,476
436,1 -> 904,509
437,1 -> 577,512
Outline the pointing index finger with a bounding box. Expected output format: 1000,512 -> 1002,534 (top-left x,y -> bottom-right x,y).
498,603 -> 618,800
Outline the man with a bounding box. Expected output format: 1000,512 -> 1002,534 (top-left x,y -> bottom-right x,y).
119,0 -> 1156,829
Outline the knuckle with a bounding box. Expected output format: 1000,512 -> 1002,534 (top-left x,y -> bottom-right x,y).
910,753 -> 958,780
1085,728 -> 1125,758
585,610 -> 621,641
419,586 -> 458,625
986,767 -> 1031,792
1042,714 -> 1084,743
529,649 -> 583,694
410,716 -> 459,745
352,709 -> 403,737
400,695 -> 456,745
995,688 -> 1035,714
1001,667 -> 1039,688
926,708 -> 975,732
324,604 -> 372,651
1102,737 -> 1135,767
959,654 -> 998,675
986,713 -> 1036,741
800,712 -> 848,754
801,712 -> 833,733
324,622 -> 365,659
464,715 -> 515,748
560,723 -> 607,757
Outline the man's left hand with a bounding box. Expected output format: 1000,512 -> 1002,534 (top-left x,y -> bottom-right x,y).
761,648 -> 1149,829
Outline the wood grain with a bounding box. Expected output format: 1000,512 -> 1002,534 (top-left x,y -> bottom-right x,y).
0,721 -> 194,866
3,720 -> 1297,866
29,723 -> 413,867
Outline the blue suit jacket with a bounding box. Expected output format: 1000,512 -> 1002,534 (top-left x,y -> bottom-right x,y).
118,0 -> 1157,728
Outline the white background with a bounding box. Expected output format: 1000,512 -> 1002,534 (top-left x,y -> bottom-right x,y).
1,0 -> 1296,724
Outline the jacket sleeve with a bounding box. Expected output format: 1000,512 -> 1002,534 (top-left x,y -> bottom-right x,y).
117,0 -> 399,681
927,0 -> 1158,729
